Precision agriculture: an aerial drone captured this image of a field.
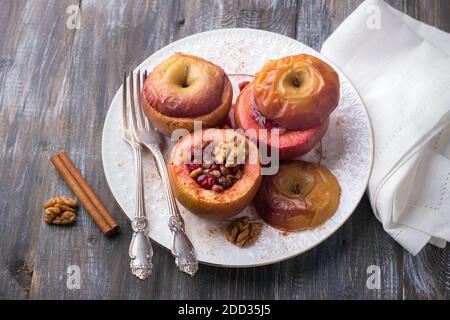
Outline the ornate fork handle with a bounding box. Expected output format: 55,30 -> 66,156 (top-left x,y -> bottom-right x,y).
129,144 -> 154,280
145,143 -> 199,276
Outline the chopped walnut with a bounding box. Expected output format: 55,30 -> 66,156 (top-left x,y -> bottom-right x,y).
44,195 -> 77,225
226,217 -> 262,247
213,135 -> 248,168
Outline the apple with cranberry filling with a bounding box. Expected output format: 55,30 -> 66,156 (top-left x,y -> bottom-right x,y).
234,54 -> 339,160
252,54 -> 339,131
168,128 -> 261,221
234,85 -> 329,159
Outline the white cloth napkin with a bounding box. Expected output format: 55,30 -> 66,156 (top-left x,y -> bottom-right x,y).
321,0 -> 450,255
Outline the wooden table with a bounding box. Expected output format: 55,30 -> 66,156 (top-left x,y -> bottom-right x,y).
1,0 -> 449,300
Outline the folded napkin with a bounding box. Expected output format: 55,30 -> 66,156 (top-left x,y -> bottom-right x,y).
321,0 -> 450,254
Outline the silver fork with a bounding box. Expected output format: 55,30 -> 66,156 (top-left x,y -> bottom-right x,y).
122,71 -> 153,280
131,69 -> 198,277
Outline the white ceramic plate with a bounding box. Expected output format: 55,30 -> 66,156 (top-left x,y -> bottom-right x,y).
102,29 -> 373,267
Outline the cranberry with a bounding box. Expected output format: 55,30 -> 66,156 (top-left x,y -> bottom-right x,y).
211,163 -> 221,171
239,81 -> 251,92
197,174 -> 217,190
187,163 -> 202,172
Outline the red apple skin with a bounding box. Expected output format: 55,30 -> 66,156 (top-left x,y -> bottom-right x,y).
168,129 -> 262,221
234,85 -> 329,160
144,53 -> 227,118
142,76 -> 232,137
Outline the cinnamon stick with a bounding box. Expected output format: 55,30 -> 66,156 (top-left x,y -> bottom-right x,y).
51,151 -> 119,236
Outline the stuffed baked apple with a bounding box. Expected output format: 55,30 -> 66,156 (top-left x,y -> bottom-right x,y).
168,128 -> 261,220
234,54 -> 339,159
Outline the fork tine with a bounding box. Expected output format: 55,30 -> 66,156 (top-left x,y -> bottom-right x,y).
143,71 -> 151,129
137,70 -> 151,130
142,70 -> 152,130
135,70 -> 146,129
129,70 -> 140,137
122,70 -> 129,134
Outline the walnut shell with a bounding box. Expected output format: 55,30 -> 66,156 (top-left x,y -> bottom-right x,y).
44,195 -> 77,225
226,217 -> 262,247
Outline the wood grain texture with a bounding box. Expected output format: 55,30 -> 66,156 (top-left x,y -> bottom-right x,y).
29,0 -> 185,300
0,0 -> 79,299
0,0 -> 449,300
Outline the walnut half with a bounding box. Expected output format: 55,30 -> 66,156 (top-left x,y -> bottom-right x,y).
226,217 -> 262,247
44,196 -> 77,225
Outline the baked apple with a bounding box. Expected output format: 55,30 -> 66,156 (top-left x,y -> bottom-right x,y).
141,53 -> 232,136
252,54 -> 339,131
168,128 -> 262,220
253,160 -> 340,231
234,84 -> 329,159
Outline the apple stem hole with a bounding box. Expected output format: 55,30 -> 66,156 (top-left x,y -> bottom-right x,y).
182,65 -> 190,88
293,75 -> 300,88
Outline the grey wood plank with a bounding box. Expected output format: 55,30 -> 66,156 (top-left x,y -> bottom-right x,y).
403,245 -> 450,299
0,0 -> 79,299
235,0 -> 298,35
175,0 -> 298,37
176,0 -> 238,35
